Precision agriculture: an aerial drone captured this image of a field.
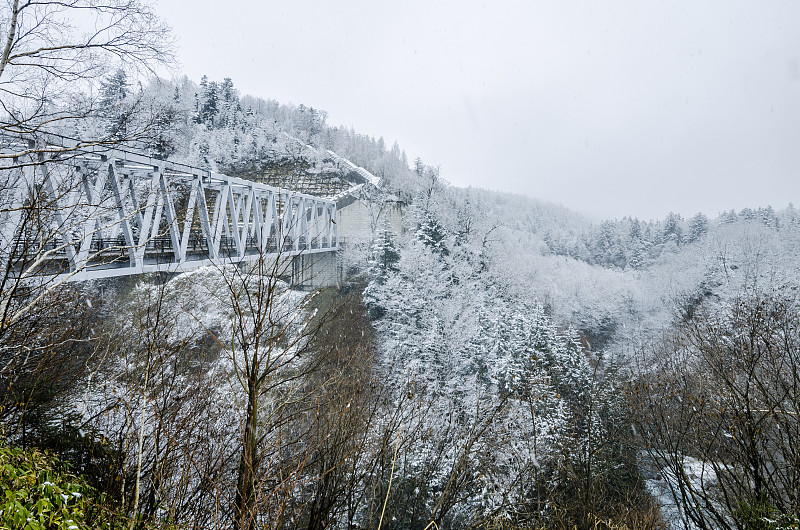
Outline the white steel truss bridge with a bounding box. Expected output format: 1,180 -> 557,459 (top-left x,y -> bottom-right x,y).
0,134 -> 338,282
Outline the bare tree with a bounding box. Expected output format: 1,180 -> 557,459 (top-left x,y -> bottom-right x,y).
0,0 -> 174,422
0,0 -> 176,341
0,0 -> 175,316
1,0 -> 174,139
207,249 -> 337,530
632,290 -> 800,529
83,270 -> 236,529
0,281 -> 100,445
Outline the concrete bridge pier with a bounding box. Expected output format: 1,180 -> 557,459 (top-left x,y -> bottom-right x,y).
290,252 -> 340,290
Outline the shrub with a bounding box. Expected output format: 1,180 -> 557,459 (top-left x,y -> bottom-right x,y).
0,440 -> 169,530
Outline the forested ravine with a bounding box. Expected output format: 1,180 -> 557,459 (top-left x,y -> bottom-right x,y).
2,5 -> 800,527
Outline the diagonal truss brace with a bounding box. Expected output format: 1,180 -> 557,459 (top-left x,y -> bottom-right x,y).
1,140 -> 339,282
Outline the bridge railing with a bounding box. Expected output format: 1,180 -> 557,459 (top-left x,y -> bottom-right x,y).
0,133 -> 339,281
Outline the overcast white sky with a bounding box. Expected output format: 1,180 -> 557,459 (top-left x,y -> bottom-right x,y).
155,0 -> 800,220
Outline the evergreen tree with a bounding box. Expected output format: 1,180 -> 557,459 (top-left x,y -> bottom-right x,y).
785,203 -> 799,227
199,76 -> 218,125
661,212 -> 684,246
687,212 -> 709,242
99,69 -> 131,138
414,157 -> 425,177
628,217 -> 642,241
628,240 -> 649,270
369,225 -> 400,284
758,205 -> 779,229
416,211 -> 449,256
739,207 -> 757,221
719,209 -> 739,225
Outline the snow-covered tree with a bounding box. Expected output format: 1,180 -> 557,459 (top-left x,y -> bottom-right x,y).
687,212 -> 709,243
416,210 -> 449,256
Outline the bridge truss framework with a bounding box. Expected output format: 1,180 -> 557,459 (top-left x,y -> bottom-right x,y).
0,135 -> 339,282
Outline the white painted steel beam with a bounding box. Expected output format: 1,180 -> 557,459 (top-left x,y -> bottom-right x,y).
0,134 -> 339,282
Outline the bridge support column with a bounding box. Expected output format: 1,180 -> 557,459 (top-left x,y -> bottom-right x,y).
290,252 -> 339,290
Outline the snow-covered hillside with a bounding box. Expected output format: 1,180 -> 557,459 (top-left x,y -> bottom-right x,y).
6,69 -> 800,530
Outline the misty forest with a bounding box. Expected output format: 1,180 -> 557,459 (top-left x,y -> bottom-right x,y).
2,2 -> 800,530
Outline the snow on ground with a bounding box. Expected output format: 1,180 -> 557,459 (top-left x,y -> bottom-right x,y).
643,454 -> 720,530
